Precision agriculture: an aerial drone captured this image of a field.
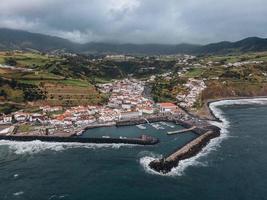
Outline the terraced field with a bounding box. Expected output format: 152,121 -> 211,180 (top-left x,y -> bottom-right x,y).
41,83 -> 108,106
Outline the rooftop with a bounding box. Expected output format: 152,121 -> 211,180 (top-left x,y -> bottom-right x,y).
157,103 -> 177,107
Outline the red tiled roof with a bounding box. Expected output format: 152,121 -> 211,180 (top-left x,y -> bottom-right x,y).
158,103 -> 177,107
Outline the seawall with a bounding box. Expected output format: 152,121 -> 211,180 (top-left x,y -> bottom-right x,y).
0,135 -> 159,145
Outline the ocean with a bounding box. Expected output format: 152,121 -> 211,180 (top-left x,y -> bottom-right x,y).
1,99 -> 267,200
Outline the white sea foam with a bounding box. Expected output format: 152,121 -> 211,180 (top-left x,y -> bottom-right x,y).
139,152 -> 164,175
13,191 -> 24,196
13,174 -> 19,178
140,97 -> 267,176
49,194 -> 69,200
0,140 -> 136,155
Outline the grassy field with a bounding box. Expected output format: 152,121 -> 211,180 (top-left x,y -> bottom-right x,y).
0,103 -> 24,114
0,51 -> 62,67
203,52 -> 267,64
59,79 -> 92,87
17,124 -> 33,133
0,51 -> 107,107
184,68 -> 205,78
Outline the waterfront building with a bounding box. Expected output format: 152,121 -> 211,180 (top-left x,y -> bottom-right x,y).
119,111 -> 142,120
140,107 -> 154,115
157,103 -> 178,113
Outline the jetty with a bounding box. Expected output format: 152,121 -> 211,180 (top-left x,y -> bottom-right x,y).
149,127 -> 220,174
167,126 -> 196,135
0,134 -> 160,146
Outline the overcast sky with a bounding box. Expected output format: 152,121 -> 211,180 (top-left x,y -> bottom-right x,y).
0,0 -> 267,44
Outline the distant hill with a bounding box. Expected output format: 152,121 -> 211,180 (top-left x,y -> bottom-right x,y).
0,28 -> 79,52
198,37 -> 267,54
0,28 -> 267,55
80,42 -> 200,55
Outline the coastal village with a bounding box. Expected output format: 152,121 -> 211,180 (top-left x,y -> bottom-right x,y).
1,51 -> 267,138
0,78 -> 185,136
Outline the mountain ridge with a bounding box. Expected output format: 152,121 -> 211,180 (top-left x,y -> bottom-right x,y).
0,28 -> 267,55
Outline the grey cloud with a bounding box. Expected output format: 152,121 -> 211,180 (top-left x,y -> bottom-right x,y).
0,0 -> 266,44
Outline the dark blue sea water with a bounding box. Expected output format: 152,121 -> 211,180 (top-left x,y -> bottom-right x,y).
1,100 -> 267,200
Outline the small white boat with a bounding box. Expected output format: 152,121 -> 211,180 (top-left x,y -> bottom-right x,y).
136,124 -> 146,130
151,123 -> 164,130
102,136 -> 110,138
160,121 -> 175,128
76,130 -> 84,136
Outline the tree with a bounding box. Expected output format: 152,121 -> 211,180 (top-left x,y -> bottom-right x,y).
10,79 -> 18,89
4,57 -> 17,66
0,89 -> 7,99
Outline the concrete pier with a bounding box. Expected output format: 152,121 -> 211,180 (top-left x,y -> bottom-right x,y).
149,128 -> 220,174
167,126 -> 196,135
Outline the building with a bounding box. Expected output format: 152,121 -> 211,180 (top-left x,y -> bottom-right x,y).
157,103 -> 178,113
3,115 -> 12,124
40,106 -> 63,113
14,112 -> 28,122
29,113 -> 46,122
121,104 -> 132,110
0,116 -> 4,124
140,107 -> 154,115
119,112 -> 142,120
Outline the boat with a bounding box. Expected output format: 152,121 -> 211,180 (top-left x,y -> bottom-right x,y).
151,123 -> 164,130
136,124 -> 146,129
160,121 -> 175,128
76,130 -> 84,136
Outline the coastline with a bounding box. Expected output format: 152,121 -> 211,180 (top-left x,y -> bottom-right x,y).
147,96 -> 267,175
195,95 -> 267,121
207,96 -> 267,121
2,96 -> 267,175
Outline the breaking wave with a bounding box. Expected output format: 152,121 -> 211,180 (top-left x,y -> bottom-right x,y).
140,97 -> 267,176
13,191 -> 24,196
0,140 -> 136,155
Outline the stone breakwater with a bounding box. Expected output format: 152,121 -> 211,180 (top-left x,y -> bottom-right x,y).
149,128 -> 220,174
0,135 -> 159,145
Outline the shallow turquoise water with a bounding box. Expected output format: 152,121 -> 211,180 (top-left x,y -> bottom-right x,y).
0,104 -> 267,200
